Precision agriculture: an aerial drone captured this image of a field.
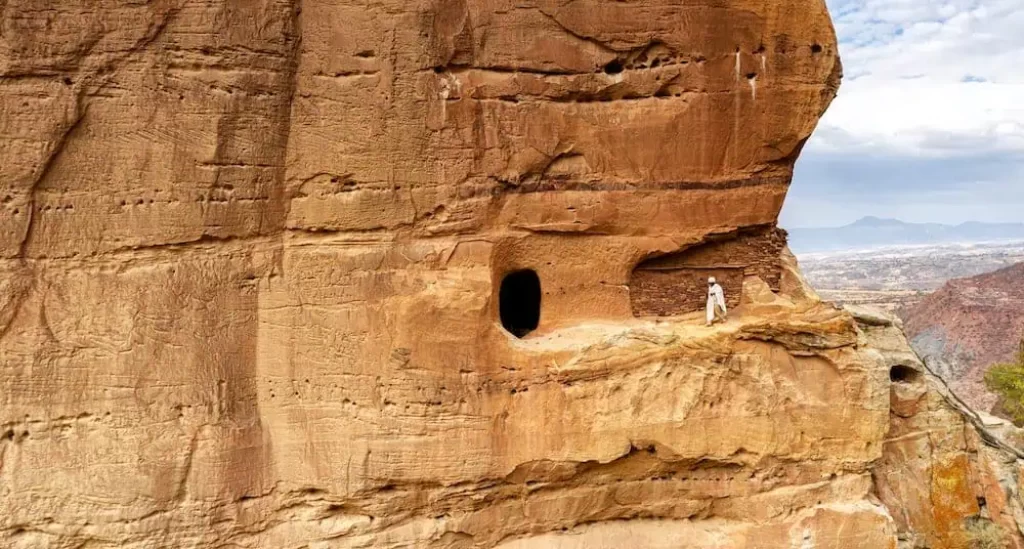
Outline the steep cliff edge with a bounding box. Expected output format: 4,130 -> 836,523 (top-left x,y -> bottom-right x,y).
1,1 -> 1021,548
849,304 -> 1024,549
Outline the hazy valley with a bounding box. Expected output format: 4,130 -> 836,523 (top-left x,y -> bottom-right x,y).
796,239 -> 1024,312
793,226 -> 1024,422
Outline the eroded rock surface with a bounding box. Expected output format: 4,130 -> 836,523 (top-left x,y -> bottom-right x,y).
2,1 -> 1021,548
846,304 -> 1024,549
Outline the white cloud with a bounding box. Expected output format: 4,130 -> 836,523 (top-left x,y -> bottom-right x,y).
783,0 -> 1024,228
812,0 -> 1024,156
817,80 -> 1024,155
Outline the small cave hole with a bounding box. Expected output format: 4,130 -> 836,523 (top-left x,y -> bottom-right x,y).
499,269 -> 541,338
890,365 -> 921,384
603,59 -> 624,75
811,44 -> 823,54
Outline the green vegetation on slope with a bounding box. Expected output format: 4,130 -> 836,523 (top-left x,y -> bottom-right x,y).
985,339 -> 1024,426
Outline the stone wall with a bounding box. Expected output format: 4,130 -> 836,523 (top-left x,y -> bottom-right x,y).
630,227 -> 787,316
631,266 -> 744,316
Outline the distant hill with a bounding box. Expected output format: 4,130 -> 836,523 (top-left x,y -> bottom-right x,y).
901,262 -> 1024,416
787,217 -> 1024,254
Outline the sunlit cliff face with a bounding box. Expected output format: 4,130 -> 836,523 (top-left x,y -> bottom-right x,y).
290,0 -> 845,488
2,1 -> 917,547
373,0 -> 844,334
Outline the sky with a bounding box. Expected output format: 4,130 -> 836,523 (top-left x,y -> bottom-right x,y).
779,0 -> 1024,228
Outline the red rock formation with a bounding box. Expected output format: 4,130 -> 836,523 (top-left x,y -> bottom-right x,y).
902,262 -> 1024,413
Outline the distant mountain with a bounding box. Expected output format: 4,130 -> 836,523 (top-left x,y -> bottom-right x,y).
787,217 -> 1024,254
901,262 -> 1024,417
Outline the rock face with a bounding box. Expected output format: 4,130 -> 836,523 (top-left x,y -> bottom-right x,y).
902,262 -> 1024,414
1,1 -> 1021,548
851,305 -> 1024,549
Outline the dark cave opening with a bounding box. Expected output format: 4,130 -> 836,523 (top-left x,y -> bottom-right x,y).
499,270 -> 541,338
603,59 -> 624,74
890,364 -> 922,384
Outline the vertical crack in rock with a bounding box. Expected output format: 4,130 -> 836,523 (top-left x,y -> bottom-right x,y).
18,102 -> 87,260
174,426 -> 205,504
277,0 -> 304,232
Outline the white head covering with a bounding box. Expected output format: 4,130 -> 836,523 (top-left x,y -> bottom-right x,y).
708,276 -> 716,284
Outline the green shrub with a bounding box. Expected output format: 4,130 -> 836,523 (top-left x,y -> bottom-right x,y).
964,516 -> 1007,549
984,339 -> 1024,426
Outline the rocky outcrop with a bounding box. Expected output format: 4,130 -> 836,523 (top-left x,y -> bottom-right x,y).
850,305 -> 1024,548
902,262 -> 1024,414
2,1 -> 1021,547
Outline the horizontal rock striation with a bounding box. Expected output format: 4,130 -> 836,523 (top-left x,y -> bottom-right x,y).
1,1 -> 1020,548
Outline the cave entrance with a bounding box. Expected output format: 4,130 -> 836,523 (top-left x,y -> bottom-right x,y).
499,270 -> 541,338
890,365 -> 922,384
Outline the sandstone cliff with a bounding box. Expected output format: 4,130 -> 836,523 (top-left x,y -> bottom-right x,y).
850,304 -> 1024,549
1,1 -> 1022,548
